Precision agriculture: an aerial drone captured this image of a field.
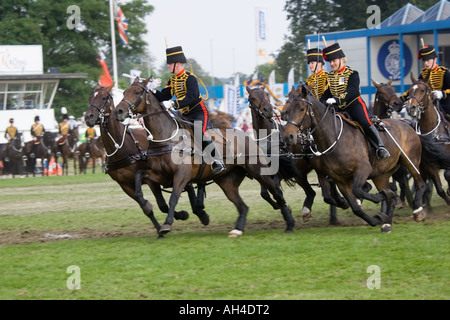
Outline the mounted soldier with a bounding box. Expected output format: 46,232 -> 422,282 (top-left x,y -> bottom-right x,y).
5,118 -> 17,143
30,115 -> 45,158
84,126 -> 96,157
147,45 -> 226,174
56,113 -> 70,156
305,48 -> 328,100
320,42 -> 390,160
395,45 -> 450,118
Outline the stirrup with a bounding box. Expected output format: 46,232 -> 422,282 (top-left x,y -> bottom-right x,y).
30,153 -> 36,158
376,147 -> 390,160
85,152 -> 90,158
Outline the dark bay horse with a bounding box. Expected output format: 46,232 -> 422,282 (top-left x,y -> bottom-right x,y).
402,75 -> 450,207
55,127 -> 79,175
85,84 -> 210,238
246,86 -> 350,225
78,136 -> 106,174
24,131 -> 56,176
1,133 -> 25,177
281,85 -> 427,232
114,77 -> 296,237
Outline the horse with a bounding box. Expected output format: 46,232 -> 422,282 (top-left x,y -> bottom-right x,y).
55,126 -> 79,175
281,84 -> 428,232
402,74 -> 450,207
1,133 -> 26,177
85,84 -> 210,238
78,136 -> 106,174
209,110 -> 236,129
246,86 -> 351,225
114,77 -> 296,237
24,131 -> 56,176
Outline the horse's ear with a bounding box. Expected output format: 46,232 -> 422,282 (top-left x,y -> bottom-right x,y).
133,76 -> 140,83
105,83 -> 114,92
387,79 -> 393,86
410,72 -> 417,83
246,86 -> 252,94
304,82 -> 314,92
95,83 -> 101,90
371,79 -> 380,88
301,84 -> 309,97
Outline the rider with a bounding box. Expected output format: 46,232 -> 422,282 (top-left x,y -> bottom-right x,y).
320,43 -> 390,160
84,126 -> 96,157
148,45 -> 226,174
394,45 -> 450,116
5,118 -> 17,143
305,48 -> 328,100
30,115 -> 45,158
57,114 -> 70,156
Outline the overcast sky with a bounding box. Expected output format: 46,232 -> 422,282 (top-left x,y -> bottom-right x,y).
144,0 -> 290,78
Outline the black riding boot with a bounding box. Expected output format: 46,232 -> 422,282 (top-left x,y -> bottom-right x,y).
366,125 -> 390,160
30,144 -> 36,158
203,137 -> 226,174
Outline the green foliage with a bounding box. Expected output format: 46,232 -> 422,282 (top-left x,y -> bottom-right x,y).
0,0 -> 154,118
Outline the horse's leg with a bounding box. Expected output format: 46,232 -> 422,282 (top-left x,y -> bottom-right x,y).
133,170 -> 163,238
293,169 -> 316,221
160,172 -> 191,234
427,167 -> 450,205
214,171 -> 249,237
444,169 -> 450,197
146,179 -> 190,221
185,183 -> 210,226
337,182 -> 388,227
259,185 -> 281,210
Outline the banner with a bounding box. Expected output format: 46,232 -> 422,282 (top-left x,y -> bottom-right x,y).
98,50 -> 113,87
255,8 -> 267,42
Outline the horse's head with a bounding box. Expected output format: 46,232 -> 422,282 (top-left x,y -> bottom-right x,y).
85,83 -> 115,127
246,86 -> 273,119
372,79 -> 398,116
281,85 -> 312,146
114,77 -> 150,122
404,73 -> 432,119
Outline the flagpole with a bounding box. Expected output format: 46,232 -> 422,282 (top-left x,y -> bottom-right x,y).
110,0 -> 119,90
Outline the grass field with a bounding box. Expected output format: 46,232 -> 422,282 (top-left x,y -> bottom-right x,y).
0,168 -> 449,302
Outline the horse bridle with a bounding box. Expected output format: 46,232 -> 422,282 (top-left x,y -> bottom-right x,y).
89,88 -> 114,116
374,84 -> 398,115
248,89 -> 273,119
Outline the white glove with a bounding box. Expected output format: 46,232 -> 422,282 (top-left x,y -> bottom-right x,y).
326,98 -> 337,105
432,90 -> 443,100
147,78 -> 162,93
162,100 -> 174,110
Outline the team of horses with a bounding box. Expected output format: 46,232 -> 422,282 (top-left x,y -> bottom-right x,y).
0,125 -> 106,177
79,73 -> 448,239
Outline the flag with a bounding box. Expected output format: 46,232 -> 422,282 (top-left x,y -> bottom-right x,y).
98,50 -> 113,87
288,67 -> 295,90
114,1 -> 128,46
255,8 -> 267,42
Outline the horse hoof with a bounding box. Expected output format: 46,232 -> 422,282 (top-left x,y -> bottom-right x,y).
228,229 -> 243,238
413,207 -> 426,222
196,210 -> 210,226
160,224 -> 172,234
396,201 -> 407,210
285,229 -> 294,234
302,207 -> 311,222
381,189 -> 397,201
174,211 -> 189,221
381,224 -> 392,233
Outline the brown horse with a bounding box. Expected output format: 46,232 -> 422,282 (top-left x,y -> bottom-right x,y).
114,77 -> 296,237
55,127 -> 79,175
78,136 -> 106,174
85,84 -> 210,238
209,110 -> 236,129
246,86 -> 350,225
24,131 -> 56,176
281,84 -> 427,232
402,74 -> 450,206
1,133 -> 25,177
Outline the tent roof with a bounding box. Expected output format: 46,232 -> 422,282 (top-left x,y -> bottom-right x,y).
380,3 -> 424,27
411,0 -> 450,23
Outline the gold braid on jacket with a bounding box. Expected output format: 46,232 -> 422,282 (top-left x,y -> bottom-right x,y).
305,70 -> 328,100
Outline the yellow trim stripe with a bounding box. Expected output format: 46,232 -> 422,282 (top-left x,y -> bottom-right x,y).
307,53 -> 322,56
167,51 -> 184,56
325,48 -> 342,55
421,49 -> 435,55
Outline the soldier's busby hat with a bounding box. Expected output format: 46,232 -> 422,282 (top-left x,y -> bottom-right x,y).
322,43 -> 345,62
418,45 -> 437,60
166,46 -> 187,64
307,48 -> 324,64
9,118 -> 14,123
62,114 -> 69,120
34,115 -> 40,122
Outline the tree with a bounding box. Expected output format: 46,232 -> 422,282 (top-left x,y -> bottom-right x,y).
0,0 -> 154,118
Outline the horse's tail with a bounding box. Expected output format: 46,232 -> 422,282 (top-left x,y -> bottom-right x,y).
420,135 -> 450,169
278,155 -> 301,187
